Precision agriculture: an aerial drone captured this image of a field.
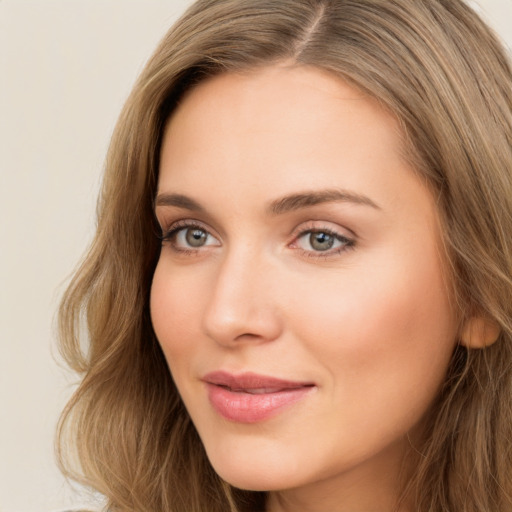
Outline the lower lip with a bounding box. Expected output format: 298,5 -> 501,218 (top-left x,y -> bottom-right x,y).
206,383 -> 314,423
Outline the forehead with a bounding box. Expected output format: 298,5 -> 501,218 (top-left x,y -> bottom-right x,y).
167,64 -> 396,137
159,65 -> 406,195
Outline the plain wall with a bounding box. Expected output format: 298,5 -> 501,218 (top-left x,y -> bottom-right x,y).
1,1 -> 510,511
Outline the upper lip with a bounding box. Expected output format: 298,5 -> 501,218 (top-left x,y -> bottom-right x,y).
202,371 -> 315,392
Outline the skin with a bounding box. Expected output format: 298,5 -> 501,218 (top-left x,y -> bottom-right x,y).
150,64 -> 461,512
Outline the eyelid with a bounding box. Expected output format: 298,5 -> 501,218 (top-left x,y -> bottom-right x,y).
158,217 -> 213,236
289,220 -> 355,241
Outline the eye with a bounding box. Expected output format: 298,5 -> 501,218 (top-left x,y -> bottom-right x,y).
176,227 -> 211,248
294,227 -> 354,255
160,221 -> 220,252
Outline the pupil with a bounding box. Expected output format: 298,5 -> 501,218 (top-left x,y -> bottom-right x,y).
310,232 -> 334,251
186,229 -> 207,247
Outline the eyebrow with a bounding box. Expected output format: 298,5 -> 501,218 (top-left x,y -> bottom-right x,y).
267,189 -> 381,215
154,188 -> 380,214
154,193 -> 205,212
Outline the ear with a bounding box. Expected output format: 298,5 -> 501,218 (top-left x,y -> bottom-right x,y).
460,315 -> 501,349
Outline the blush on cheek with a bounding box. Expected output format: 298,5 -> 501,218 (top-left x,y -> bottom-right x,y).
150,268 -> 182,349
150,265 -> 213,381
291,253 -> 456,387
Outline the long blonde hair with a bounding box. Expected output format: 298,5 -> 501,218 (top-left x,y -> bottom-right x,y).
57,1 -> 512,511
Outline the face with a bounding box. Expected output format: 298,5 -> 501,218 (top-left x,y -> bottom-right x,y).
151,65 -> 459,510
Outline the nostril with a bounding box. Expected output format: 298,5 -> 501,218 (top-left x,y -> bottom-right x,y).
234,332 -> 264,341
203,308 -> 283,347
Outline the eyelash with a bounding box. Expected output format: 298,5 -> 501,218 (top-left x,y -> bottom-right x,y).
158,220 -> 215,257
158,220 -> 356,259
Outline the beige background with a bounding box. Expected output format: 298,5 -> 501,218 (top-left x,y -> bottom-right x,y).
1,1 -> 511,511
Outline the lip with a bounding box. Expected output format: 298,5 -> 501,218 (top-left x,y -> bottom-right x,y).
202,371 -> 316,423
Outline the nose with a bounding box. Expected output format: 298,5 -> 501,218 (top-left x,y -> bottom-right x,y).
201,247 -> 283,347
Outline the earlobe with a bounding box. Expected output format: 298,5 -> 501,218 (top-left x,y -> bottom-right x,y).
460,316 -> 501,349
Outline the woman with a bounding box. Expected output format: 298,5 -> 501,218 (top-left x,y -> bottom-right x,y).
57,0 -> 512,511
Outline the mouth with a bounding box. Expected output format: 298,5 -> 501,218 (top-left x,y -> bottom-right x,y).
202,371 -> 316,423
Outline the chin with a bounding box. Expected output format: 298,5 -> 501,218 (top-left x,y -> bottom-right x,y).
203,440 -> 306,492
214,466 -> 293,492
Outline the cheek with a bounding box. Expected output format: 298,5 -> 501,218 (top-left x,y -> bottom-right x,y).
150,262 -> 204,360
288,246 -> 457,409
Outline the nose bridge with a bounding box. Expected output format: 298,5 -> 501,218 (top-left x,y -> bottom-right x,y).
202,242 -> 282,345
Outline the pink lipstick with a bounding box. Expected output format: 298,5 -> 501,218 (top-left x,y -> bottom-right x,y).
203,371 -> 315,423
